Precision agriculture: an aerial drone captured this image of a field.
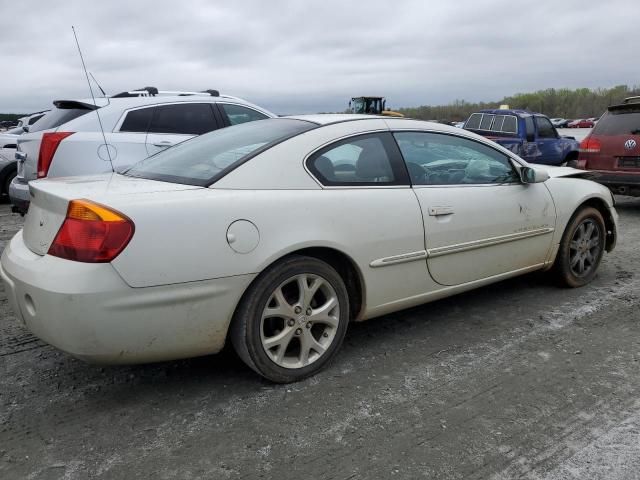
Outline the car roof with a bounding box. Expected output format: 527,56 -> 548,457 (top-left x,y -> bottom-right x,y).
284,114 -> 383,125
50,94 -> 267,112
476,109 -> 538,117
281,115 -> 466,135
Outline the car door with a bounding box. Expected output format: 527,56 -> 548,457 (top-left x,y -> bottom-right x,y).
534,116 -> 564,165
145,103 -> 219,156
306,131 -> 433,308
393,130 -> 556,286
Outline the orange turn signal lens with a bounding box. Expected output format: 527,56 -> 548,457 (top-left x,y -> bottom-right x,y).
67,199 -> 127,222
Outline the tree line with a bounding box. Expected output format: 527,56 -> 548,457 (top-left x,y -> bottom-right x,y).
397,84 -> 640,122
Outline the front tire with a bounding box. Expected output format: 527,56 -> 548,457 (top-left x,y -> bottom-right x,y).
230,255 -> 350,383
553,207 -> 606,287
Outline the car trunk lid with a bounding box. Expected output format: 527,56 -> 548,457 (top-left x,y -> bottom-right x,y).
22,174 -> 203,256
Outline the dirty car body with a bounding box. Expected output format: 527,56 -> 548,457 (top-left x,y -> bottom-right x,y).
0,115 -> 618,381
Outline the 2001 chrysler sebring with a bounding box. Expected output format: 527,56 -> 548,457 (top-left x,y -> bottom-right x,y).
0,115 -> 618,382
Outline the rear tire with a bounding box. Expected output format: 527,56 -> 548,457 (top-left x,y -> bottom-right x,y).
552,207 -> 606,287
230,255 -> 350,383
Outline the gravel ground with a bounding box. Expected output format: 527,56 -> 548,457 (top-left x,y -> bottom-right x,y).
1,196 -> 639,480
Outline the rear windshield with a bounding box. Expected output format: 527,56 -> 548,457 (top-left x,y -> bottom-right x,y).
593,109 -> 640,135
465,113 -> 518,134
124,118 -> 317,186
29,107 -> 94,132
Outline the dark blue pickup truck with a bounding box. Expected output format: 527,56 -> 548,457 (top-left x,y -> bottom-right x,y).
464,109 -> 580,166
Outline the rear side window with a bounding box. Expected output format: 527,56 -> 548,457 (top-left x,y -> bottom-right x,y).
220,104 -> 269,125
119,108 -> 153,133
593,109 -> 640,135
29,108 -> 92,132
307,133 -> 406,186
148,103 -> 217,135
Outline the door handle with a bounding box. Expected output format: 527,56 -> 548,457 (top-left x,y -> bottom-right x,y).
153,141 -> 174,147
428,206 -> 454,216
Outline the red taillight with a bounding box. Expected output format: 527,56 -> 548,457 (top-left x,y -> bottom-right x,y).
37,132 -> 74,178
579,136 -> 601,154
48,200 -> 134,263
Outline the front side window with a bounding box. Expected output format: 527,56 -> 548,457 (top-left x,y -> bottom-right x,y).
125,118 -> 316,186
220,104 -> 269,126
148,103 -> 217,135
307,133 -> 406,186
535,116 -> 557,139
393,131 -> 519,185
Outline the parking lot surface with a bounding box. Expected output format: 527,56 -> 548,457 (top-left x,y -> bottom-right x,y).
1,196 -> 639,480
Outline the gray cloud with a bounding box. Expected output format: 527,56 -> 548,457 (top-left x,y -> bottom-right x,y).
1,0 -> 638,115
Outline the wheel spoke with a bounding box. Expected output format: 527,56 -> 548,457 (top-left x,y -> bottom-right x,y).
588,237 -> 600,249
264,287 -> 295,319
297,275 -> 323,309
310,297 -> 339,327
584,222 -> 595,239
569,240 -> 580,251
578,257 -> 585,274
570,253 -> 581,268
585,250 -> 594,265
263,326 -> 295,350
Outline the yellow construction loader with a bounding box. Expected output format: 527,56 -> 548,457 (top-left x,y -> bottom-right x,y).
348,96 -> 404,117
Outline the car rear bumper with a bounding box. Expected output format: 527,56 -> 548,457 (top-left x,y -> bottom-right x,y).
9,177 -> 30,214
0,231 -> 255,364
587,171 -> 640,196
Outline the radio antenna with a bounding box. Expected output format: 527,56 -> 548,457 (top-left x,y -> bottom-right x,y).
71,26 -> 114,173
89,72 -> 109,101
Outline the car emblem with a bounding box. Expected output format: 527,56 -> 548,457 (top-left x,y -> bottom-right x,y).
624,139 -> 637,150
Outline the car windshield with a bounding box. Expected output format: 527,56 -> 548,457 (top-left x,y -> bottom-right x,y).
124,118 -> 317,186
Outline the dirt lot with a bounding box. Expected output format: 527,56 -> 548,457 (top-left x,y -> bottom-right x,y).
1,197 -> 639,480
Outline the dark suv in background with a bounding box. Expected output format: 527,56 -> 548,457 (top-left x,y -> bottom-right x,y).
577,96 -> 640,196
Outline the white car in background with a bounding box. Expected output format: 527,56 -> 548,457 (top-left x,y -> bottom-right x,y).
0,112 -> 50,196
1,115 -> 618,382
10,88 -> 275,213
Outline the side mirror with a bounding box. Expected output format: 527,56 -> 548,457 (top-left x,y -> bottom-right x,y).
521,166 -> 549,184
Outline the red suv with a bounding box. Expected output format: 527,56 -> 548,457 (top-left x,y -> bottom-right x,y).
576,96 -> 640,197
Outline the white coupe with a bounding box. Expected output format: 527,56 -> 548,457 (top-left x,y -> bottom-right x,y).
0,115 -> 618,382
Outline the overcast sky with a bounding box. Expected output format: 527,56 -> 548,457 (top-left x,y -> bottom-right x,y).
1,0 -> 638,114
